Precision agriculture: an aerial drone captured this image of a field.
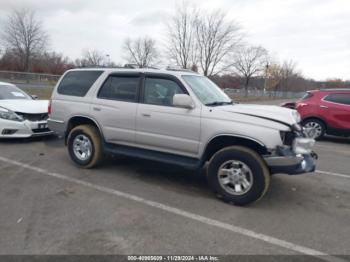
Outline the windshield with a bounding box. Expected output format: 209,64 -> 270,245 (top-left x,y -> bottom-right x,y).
182,75 -> 232,106
0,84 -> 31,100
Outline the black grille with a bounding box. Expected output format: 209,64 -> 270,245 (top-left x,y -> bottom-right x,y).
32,128 -> 50,133
16,113 -> 48,121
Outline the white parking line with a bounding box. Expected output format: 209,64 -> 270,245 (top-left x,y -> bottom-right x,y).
0,156 -> 346,262
317,170 -> 350,179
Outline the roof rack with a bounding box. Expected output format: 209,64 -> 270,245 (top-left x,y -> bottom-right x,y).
165,66 -> 196,73
124,64 -> 160,70
76,65 -> 125,69
320,88 -> 350,91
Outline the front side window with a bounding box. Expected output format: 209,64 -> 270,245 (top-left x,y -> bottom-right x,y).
0,85 -> 31,100
98,76 -> 139,102
324,93 -> 350,105
143,77 -> 184,106
182,75 -> 232,106
57,70 -> 103,97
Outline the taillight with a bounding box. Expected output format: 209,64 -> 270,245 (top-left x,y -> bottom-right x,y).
48,99 -> 52,115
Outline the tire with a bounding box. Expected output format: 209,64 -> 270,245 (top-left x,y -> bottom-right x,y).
302,119 -> 326,140
67,125 -> 103,168
207,146 -> 270,206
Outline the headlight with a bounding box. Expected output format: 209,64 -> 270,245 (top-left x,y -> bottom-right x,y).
292,137 -> 315,154
292,110 -> 301,123
0,107 -> 24,122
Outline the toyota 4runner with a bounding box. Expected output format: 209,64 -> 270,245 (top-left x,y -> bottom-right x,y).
48,68 -> 317,205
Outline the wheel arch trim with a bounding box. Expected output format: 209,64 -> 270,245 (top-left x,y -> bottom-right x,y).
200,133 -> 268,163
66,115 -> 105,142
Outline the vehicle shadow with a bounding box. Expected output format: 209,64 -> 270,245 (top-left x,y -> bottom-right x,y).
101,155 -> 215,198
0,134 -> 59,145
320,135 -> 350,145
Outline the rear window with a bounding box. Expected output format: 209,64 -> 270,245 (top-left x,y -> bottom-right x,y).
301,92 -> 313,101
57,71 -> 103,97
324,93 -> 350,105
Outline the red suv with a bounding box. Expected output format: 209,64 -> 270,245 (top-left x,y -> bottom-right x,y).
294,89 -> 350,139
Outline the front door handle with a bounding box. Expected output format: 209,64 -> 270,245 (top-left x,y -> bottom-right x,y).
93,107 -> 101,111
320,105 -> 328,109
142,113 -> 151,117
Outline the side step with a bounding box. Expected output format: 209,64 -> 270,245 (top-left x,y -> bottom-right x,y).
104,143 -> 201,170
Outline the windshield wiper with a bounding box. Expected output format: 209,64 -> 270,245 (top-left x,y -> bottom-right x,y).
205,101 -> 233,107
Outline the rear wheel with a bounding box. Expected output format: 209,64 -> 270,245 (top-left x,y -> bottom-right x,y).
302,119 -> 326,140
67,125 -> 103,168
207,146 -> 270,206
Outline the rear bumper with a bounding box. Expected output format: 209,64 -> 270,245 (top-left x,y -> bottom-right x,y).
264,150 -> 317,175
47,118 -> 65,137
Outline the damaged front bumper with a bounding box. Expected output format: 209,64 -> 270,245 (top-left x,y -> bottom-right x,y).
264,146 -> 317,175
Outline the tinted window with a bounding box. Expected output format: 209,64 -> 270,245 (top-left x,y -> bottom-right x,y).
98,76 -> 139,102
324,93 -> 350,105
301,92 -> 313,101
143,77 -> 184,106
57,71 -> 103,97
0,85 -> 31,100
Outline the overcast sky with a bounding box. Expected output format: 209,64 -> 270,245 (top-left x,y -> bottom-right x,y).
0,0 -> 349,80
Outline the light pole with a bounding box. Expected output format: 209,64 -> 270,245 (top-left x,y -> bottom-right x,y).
106,54 -> 110,67
264,62 -> 269,94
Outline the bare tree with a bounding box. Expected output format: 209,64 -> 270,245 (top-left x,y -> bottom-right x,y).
232,46 -> 268,96
1,9 -> 49,72
38,52 -> 73,74
82,49 -> 106,66
123,37 -> 159,68
75,49 -> 107,67
194,10 -> 242,76
167,2 -> 198,69
280,60 -> 300,91
266,60 -> 301,95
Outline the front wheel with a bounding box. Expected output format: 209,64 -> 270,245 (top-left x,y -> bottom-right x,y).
67,125 -> 103,168
207,146 -> 270,206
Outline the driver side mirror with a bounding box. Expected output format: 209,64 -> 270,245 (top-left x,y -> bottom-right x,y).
173,94 -> 195,109
31,95 -> 38,100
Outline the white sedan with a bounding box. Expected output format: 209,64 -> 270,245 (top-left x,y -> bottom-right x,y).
0,82 -> 53,138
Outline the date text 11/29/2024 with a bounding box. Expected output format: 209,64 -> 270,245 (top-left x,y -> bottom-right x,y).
127,255 -> 219,261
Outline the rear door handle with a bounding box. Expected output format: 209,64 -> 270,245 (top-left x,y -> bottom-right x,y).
93,107 -> 101,111
320,105 -> 328,109
142,113 -> 151,118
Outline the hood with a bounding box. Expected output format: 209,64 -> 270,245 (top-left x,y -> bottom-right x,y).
0,99 -> 49,114
219,104 -> 298,126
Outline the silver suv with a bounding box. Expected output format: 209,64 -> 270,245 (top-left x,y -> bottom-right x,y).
48,68 -> 317,205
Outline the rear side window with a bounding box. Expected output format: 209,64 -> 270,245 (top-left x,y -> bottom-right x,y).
98,76 -> 140,102
324,93 -> 350,105
57,71 -> 103,97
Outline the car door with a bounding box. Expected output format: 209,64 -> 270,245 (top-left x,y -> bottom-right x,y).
322,93 -> 350,129
91,73 -> 141,145
135,74 -> 201,157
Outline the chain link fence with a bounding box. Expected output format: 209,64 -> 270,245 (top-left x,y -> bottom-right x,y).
224,88 -> 305,99
0,70 -> 61,89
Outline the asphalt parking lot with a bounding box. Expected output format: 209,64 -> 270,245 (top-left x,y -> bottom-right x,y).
0,115 -> 349,261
